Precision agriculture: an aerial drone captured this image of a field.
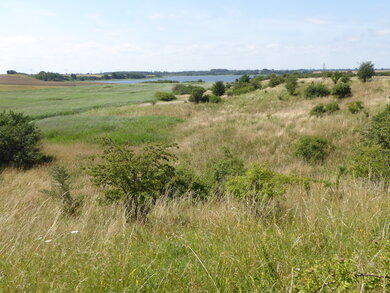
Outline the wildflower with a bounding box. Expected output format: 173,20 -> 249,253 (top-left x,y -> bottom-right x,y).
71,230 -> 79,234
44,239 -> 52,243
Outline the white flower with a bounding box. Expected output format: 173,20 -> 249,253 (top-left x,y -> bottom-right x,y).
44,239 -> 52,243
71,230 -> 79,234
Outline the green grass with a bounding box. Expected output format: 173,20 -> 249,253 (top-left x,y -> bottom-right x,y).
0,83 -> 174,119
37,115 -> 183,144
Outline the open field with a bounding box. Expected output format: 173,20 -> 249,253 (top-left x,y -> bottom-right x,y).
0,77 -> 389,291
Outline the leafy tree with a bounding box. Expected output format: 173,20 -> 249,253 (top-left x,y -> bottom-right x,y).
330,71 -> 343,84
87,138 -> 178,220
189,87 -> 206,103
285,75 -> 298,95
6,70 -> 17,74
0,111 -> 44,168
357,61 -> 375,82
238,74 -> 251,84
211,81 -> 226,96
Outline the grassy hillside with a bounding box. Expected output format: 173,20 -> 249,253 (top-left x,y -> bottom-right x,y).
0,77 -> 388,291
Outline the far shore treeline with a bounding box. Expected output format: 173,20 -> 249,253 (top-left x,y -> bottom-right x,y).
7,68 -> 390,82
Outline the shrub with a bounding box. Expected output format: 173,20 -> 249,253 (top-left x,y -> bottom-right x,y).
331,71 -> 343,84
42,166 -> 83,216
238,74 -> 250,84
293,136 -> 332,163
310,104 -> 326,117
172,84 -> 203,95
325,102 -> 340,113
357,61 -> 375,82
154,92 -> 177,101
332,82 -> 352,99
211,81 -> 225,96
268,74 -> 285,88
250,76 -> 263,89
352,105 -> 390,182
87,138 -> 177,220
232,85 -> 256,96
226,165 -> 288,201
347,101 -> 364,114
205,148 -> 245,188
285,75 -> 298,95
165,166 -> 208,200
208,95 -> 222,103
304,83 -> 330,99
0,111 -> 44,169
189,87 -> 206,103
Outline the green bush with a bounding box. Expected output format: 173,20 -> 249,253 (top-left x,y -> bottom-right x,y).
87,138 -> 178,220
310,104 -> 327,117
285,75 -> 298,95
332,82 -> 352,99
208,95 -> 222,103
304,83 -> 330,99
226,165 -> 288,201
232,85 -> 256,96
189,87 -> 206,103
325,102 -> 340,113
268,74 -> 285,88
42,165 -> 83,216
172,84 -> 203,95
165,166 -> 208,200
211,81 -> 225,96
352,105 -> 390,181
205,148 -> 245,188
293,136 -> 333,163
347,101 -> 364,114
154,92 -> 177,101
250,76 -> 263,89
331,71 -> 343,84
0,111 -> 44,169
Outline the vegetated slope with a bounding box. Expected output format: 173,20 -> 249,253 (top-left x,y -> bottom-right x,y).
0,77 -> 388,291
0,74 -> 102,86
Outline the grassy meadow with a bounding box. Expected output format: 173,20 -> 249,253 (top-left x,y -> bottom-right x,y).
0,77 -> 389,291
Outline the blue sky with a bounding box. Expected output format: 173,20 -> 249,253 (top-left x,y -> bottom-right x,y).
0,0 -> 389,73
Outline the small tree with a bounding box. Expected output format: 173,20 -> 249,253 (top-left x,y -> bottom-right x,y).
0,111 -> 44,168
357,61 -> 375,82
211,81 -> 226,96
189,87 -> 206,104
87,138 -> 177,220
285,75 -> 298,95
331,72 -> 343,84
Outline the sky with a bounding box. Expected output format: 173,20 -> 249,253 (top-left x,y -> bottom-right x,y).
0,0 -> 389,73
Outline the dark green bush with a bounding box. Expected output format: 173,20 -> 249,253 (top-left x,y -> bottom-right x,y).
285,75 -> 298,95
347,101 -> 364,114
304,83 -> 330,99
250,76 -> 263,89
310,104 -> 327,117
87,138 -> 178,220
154,92 -> 177,101
331,72 -> 343,84
208,95 -> 222,103
189,87 -> 206,103
293,136 -> 332,163
172,84 -> 203,95
352,105 -> 390,182
332,82 -> 352,99
0,111 -> 44,169
211,81 -> 225,96
268,74 -> 285,88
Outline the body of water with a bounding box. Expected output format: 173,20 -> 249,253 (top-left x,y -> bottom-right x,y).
99,75 -> 243,84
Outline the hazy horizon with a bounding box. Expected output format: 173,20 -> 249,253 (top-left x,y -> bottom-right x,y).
1,0 -> 389,74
